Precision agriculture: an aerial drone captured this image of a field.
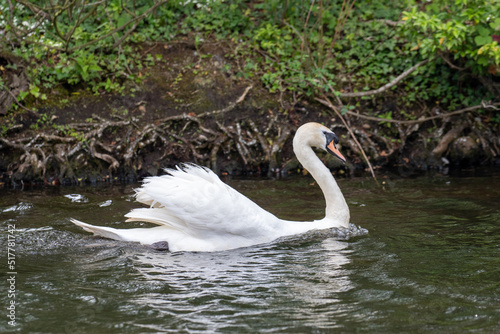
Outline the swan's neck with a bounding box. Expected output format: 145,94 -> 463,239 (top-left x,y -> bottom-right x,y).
294,144 -> 350,227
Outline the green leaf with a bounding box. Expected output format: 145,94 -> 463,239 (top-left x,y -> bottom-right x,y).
89,64 -> 103,72
18,91 -> 29,101
477,25 -> 491,36
29,85 -> 40,98
490,18 -> 500,30
474,35 -> 492,46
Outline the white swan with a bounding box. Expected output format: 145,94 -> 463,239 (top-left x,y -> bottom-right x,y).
70,122 -> 350,252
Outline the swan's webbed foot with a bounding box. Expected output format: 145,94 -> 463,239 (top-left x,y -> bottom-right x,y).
150,241 -> 169,251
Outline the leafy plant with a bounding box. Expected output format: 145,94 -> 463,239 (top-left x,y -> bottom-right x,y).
1,0 -> 497,122
1,0 -> 171,103
401,0 -> 500,74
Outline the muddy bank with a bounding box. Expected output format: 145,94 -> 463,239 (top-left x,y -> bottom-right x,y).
1,42 -> 499,187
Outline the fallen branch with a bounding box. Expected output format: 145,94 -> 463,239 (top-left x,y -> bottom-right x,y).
327,101 -> 500,125
339,58 -> 430,98
198,85 -> 253,118
374,19 -> 404,26
156,113 -> 217,137
38,133 -> 78,143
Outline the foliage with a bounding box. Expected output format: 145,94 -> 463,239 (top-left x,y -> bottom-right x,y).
0,0 -> 497,119
1,0 -> 177,100
401,0 -> 500,74
181,0 -> 251,37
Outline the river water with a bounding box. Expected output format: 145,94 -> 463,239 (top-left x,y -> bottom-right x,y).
1,168 -> 499,333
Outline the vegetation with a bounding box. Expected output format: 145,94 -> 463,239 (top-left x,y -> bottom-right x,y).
1,0 -> 498,111
0,0 -> 499,183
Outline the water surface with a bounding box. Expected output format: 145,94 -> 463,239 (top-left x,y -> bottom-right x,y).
1,169 -> 499,333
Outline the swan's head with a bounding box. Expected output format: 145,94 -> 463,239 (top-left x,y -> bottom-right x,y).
294,122 -> 346,163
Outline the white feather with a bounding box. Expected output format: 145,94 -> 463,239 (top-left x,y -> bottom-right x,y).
70,123 -> 350,252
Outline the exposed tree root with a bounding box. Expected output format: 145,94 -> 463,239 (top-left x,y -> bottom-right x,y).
1,76 -> 499,186
3,100 -> 498,186
432,122 -> 467,156
0,109 -> 297,185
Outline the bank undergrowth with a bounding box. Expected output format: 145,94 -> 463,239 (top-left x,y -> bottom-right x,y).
2,0 -> 498,114
0,0 -> 499,184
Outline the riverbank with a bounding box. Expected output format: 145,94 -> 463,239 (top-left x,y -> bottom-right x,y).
1,39 -> 499,187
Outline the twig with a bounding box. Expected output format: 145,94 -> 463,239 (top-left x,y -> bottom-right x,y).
439,53 -> 467,71
325,0 -> 356,65
198,85 -> 253,118
66,0 -> 169,52
316,95 -> 378,183
7,90 -> 40,117
374,19 -> 403,26
309,52 -> 377,182
302,0 -> 315,54
323,101 -> 500,125
339,58 -> 430,97
14,0 -> 51,20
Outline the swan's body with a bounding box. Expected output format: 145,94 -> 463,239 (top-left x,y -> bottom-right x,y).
71,122 -> 349,252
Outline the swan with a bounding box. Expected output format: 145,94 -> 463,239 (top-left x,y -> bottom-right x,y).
70,122 -> 350,252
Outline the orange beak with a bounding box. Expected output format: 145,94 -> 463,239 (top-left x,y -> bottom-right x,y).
326,141 -> 346,163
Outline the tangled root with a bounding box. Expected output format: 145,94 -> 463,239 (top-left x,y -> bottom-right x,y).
0,111 -> 294,185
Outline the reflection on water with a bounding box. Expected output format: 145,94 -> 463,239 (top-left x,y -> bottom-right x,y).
0,168 -> 499,333
125,237 -> 354,332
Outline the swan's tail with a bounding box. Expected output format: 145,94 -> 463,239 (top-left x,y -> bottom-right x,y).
70,218 -> 127,241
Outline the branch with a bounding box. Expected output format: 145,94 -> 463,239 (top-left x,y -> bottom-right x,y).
112,22 -> 139,49
322,101 -> 500,125
67,0 -> 169,52
316,95 -> 378,183
439,53 -> 466,71
15,0 -> 51,20
0,137 -> 28,152
339,58 -> 430,97
7,90 -> 40,117
374,19 -> 403,26
198,85 -> 253,118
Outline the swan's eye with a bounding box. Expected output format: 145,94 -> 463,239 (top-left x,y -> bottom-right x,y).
323,131 -> 339,145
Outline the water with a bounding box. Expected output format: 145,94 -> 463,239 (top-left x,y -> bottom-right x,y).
1,169 -> 499,333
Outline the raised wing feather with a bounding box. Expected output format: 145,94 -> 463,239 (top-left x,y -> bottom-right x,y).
125,165 -> 280,238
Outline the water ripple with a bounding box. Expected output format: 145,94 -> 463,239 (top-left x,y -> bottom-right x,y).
2,172 -> 500,333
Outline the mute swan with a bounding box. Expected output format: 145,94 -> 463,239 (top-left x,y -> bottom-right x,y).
71,122 -> 350,252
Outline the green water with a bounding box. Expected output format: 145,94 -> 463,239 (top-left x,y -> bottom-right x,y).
1,169 -> 499,333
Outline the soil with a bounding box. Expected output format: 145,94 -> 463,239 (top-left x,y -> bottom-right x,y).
1,40 -> 499,187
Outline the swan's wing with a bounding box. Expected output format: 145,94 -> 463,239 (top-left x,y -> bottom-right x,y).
125,164 -> 280,238
70,218 -> 186,245
70,218 -> 130,241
